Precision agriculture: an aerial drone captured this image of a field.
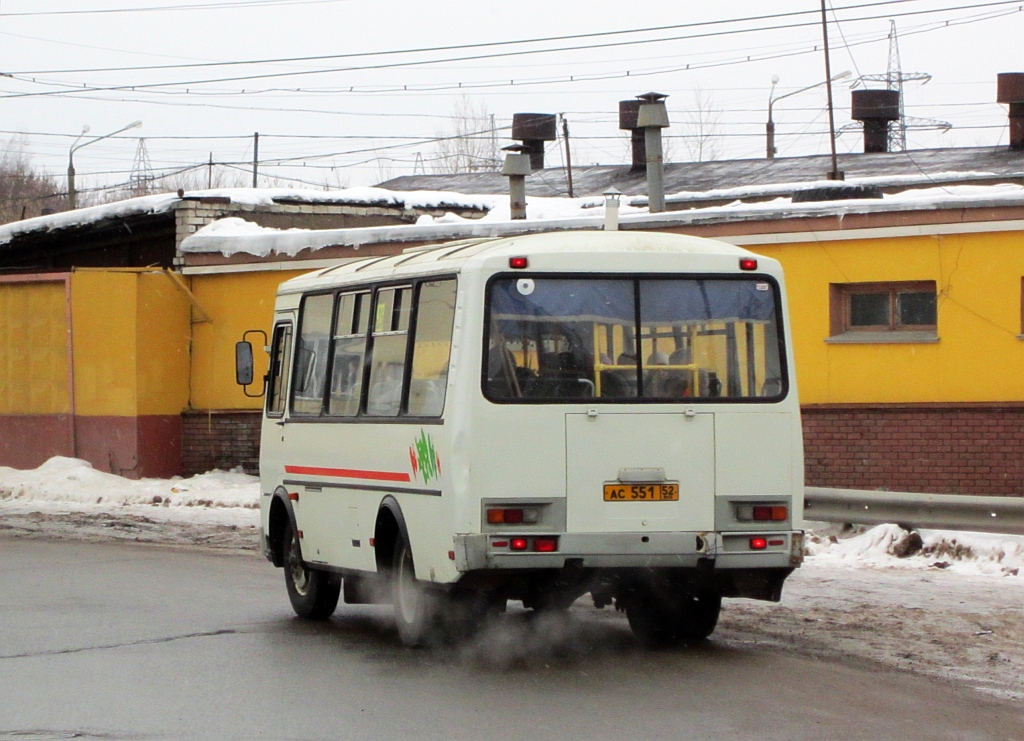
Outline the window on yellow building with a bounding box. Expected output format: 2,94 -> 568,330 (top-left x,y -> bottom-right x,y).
829,281 -> 937,342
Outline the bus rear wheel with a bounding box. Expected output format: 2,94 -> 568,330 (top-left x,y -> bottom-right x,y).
283,521 -> 340,620
392,533 -> 440,647
626,589 -> 721,647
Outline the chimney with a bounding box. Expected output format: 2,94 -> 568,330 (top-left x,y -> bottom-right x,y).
619,100 -> 645,171
501,144 -> 531,220
636,92 -> 670,213
997,73 -> 1024,150
511,113 -> 557,170
851,89 -> 900,153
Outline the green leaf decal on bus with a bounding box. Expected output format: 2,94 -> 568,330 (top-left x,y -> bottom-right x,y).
410,430 -> 441,485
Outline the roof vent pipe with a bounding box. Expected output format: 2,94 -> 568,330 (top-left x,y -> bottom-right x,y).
501,144 -> 531,220
997,73 -> 1024,150
618,100 -> 645,171
851,89 -> 900,153
511,113 -> 557,170
636,92 -> 670,213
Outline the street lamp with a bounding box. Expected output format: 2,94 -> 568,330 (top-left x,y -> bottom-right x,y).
766,71 -> 850,159
67,120 -> 142,209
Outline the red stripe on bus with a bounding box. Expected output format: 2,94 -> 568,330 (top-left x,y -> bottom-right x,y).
285,465 -> 411,483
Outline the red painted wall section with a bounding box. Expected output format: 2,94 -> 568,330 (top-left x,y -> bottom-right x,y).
0,415 -> 74,469
137,415 -> 182,479
72,415 -> 182,479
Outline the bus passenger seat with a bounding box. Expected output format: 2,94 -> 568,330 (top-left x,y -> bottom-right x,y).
669,347 -> 692,365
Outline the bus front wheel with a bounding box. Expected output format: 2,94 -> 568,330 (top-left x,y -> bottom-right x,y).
283,521 -> 340,620
392,533 -> 439,647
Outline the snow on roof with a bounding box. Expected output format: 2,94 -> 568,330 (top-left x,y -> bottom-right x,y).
0,192 -> 181,247
181,182 -> 1024,259
0,186 -> 495,247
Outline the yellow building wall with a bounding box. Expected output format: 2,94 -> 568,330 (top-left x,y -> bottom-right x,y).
70,271 -> 138,416
189,270 -> 306,410
69,270 -> 192,417
754,231 -> 1024,404
0,280 -> 70,415
136,272 -> 192,416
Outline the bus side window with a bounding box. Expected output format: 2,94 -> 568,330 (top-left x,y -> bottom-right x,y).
407,279 -> 457,417
292,293 -> 333,415
328,292 -> 370,416
366,286 -> 411,417
267,323 -> 292,416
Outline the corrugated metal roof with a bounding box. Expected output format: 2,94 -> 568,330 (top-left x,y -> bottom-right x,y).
378,146 -> 1024,200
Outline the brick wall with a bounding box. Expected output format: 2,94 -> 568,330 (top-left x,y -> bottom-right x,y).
803,404 -> 1024,496
182,410 -> 262,476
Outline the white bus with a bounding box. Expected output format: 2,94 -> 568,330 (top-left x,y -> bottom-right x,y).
238,231 -> 804,647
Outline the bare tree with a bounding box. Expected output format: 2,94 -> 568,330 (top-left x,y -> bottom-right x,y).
432,96 -> 500,174
680,86 -> 723,163
0,139 -> 66,223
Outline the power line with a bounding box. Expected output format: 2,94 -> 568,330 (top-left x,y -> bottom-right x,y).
6,1 -> 1015,91
4,2 -> 1016,101
6,0 -> 930,75
0,0 -> 349,17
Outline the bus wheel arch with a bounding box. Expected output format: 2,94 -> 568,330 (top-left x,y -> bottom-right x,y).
268,489 -> 295,568
373,496 -> 406,575
374,497 -> 440,647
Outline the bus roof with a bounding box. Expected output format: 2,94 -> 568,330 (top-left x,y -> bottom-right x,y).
277,231 -> 777,295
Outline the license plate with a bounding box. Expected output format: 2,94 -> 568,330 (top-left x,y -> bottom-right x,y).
603,483 -> 679,501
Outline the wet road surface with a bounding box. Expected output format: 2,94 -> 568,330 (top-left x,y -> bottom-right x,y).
1,535 -> 1021,741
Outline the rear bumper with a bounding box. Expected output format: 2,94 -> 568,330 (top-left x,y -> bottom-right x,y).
454,530 -> 803,571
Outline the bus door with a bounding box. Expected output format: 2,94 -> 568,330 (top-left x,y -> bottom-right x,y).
564,410 -> 715,534
261,317 -> 295,487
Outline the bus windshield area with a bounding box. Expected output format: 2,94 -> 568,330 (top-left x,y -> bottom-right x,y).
485,276 -> 785,402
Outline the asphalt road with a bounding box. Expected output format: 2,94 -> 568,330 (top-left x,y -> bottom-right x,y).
0,535 -> 1021,741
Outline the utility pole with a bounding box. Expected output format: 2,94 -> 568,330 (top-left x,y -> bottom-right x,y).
490,114 -> 498,170
251,134 -> 260,189
208,153 -> 214,189
820,0 -> 843,180
561,114 -> 574,198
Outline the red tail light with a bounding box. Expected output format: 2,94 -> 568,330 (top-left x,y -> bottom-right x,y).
510,538 -> 528,551
486,507 -> 540,525
509,256 -> 529,269
749,537 -> 768,550
739,258 -> 758,271
747,505 -> 788,522
533,537 -> 558,552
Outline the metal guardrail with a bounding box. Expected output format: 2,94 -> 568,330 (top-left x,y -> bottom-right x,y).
804,487 -> 1024,535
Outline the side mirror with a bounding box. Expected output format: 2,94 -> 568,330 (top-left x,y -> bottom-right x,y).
236,341 -> 254,386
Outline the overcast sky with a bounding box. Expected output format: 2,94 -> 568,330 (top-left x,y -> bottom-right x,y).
0,0 -> 1020,199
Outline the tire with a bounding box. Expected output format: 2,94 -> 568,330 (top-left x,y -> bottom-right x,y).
283,520 -> 340,620
392,532 -> 439,647
626,588 -> 721,647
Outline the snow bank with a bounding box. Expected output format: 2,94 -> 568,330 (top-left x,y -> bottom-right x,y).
0,457 -> 259,527
806,522 -> 1024,577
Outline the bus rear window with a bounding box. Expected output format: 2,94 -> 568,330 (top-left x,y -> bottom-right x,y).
484,276 -> 785,402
